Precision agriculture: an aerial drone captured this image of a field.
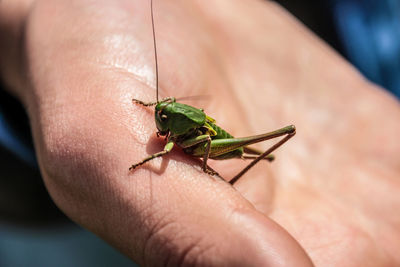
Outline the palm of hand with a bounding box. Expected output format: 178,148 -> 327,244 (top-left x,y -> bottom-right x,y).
159,1 -> 400,265
15,0 -> 400,265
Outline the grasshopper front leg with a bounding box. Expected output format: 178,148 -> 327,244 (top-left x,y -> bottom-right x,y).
132,97 -> 175,107
129,141 -> 174,170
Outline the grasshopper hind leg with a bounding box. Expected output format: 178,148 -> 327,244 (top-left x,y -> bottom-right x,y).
242,154 -> 275,162
229,126 -> 296,185
243,146 -> 275,161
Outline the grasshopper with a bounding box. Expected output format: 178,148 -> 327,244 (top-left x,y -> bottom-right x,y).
129,0 -> 296,185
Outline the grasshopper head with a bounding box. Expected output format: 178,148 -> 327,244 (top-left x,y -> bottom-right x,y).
154,99 -> 175,136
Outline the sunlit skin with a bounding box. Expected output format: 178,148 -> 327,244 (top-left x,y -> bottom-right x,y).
1,0 -> 400,266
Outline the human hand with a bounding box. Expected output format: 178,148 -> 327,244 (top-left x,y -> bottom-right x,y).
1,0 -> 399,266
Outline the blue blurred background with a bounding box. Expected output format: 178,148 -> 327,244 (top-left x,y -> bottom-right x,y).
1,0 -> 399,266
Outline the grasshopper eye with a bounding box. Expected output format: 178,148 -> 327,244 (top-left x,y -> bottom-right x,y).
160,113 -> 168,121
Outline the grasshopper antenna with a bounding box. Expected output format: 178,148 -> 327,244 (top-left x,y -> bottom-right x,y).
151,0 -> 159,103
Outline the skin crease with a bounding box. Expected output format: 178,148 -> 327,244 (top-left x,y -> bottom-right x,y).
1,0 -> 400,266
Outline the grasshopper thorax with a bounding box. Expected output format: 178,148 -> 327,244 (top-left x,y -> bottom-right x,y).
155,98 -> 206,136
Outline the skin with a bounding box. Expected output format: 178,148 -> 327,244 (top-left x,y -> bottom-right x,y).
1,0 -> 400,266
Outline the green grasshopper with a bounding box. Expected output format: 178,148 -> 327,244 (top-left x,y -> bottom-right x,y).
129,0 -> 296,185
